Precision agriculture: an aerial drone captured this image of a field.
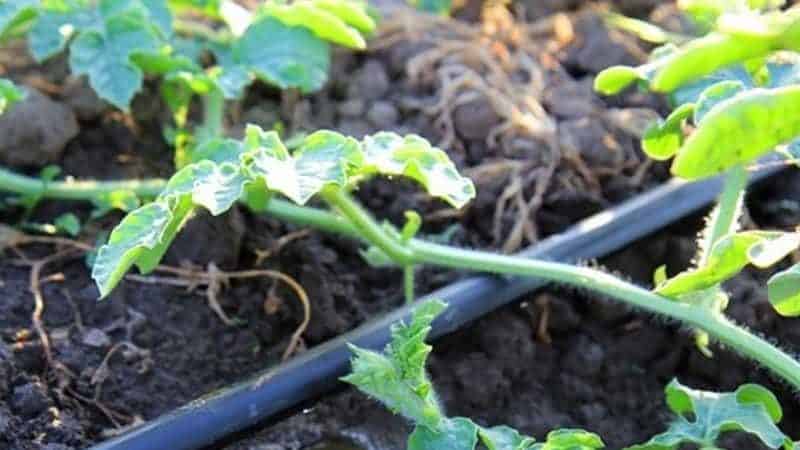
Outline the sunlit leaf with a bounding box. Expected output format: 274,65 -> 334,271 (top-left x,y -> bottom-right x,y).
0,0 -> 38,39
361,132 -> 475,208
220,17 -> 330,95
262,0 -> 367,49
408,418 -> 479,450
626,379 -> 787,450
642,103 -> 695,160
0,78 -> 24,114
531,429 -> 604,450
656,231 -> 798,297
692,80 -> 746,123
479,426 -> 536,450
768,264 -> 800,316
245,126 -> 361,204
92,159 -> 248,296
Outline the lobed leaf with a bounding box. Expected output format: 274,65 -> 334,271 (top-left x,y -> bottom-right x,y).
245,126 -> 361,205
656,231 -> 800,297
0,78 -> 25,114
361,132 -> 475,208
217,16 -> 330,95
408,418 -> 479,450
479,426 -> 536,450
342,300 -> 447,429
641,102 -> 694,160
531,429 -> 604,450
93,126 -> 475,295
768,264 -> 800,316
261,0 -> 368,49
626,379 -> 787,450
92,159 -> 248,296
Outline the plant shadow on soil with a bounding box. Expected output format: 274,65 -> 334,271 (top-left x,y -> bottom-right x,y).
0,1 -> 798,449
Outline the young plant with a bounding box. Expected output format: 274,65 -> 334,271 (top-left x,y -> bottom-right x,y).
0,0 -> 375,169
343,300 -> 605,450
345,300 -> 798,450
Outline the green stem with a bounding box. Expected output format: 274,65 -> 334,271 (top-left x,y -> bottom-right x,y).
403,265 -> 415,304
0,167 -> 165,200
323,190 -> 800,391
0,167 -> 359,237
199,89 -> 226,141
701,165 -> 747,265
320,188 -> 414,265
2,168 -> 799,389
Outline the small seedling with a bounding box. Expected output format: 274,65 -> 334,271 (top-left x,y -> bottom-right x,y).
345,301 -> 798,450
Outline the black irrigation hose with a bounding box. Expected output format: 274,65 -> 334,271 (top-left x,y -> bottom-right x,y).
90,165 -> 783,450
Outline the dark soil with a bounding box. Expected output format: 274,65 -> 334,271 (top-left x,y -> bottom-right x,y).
0,1 -> 797,450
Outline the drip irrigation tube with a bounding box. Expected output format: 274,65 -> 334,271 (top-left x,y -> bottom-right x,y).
89,165 -> 782,450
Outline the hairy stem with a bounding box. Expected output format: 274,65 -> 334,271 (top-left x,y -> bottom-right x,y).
700,164 -> 747,265
323,190 -> 800,391
2,168 -> 799,389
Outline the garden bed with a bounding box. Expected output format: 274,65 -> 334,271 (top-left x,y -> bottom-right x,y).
0,1 -> 797,449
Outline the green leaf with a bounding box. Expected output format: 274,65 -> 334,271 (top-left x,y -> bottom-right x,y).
693,80 -> 747,124
361,132 -> 475,208
167,0 -> 220,18
656,231 -> 799,297
261,0 -> 368,49
0,0 -> 38,39
91,188 -> 142,218
245,126 -> 361,204
54,212 -> 81,236
91,202 -> 173,297
310,0 -> 375,34
0,78 -> 25,114
479,425 -> 536,450
91,159 -> 248,296
99,0 -> 172,36
408,418 -> 479,450
531,429 -> 604,450
642,103 -> 695,161
768,264 -> 800,316
29,3 -> 101,61
227,16 -> 330,94
342,300 -> 447,429
626,380 -> 787,450
68,14 -> 161,109
594,66 -> 644,95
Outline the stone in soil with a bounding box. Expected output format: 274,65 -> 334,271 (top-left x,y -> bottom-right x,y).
0,86 -> 78,168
